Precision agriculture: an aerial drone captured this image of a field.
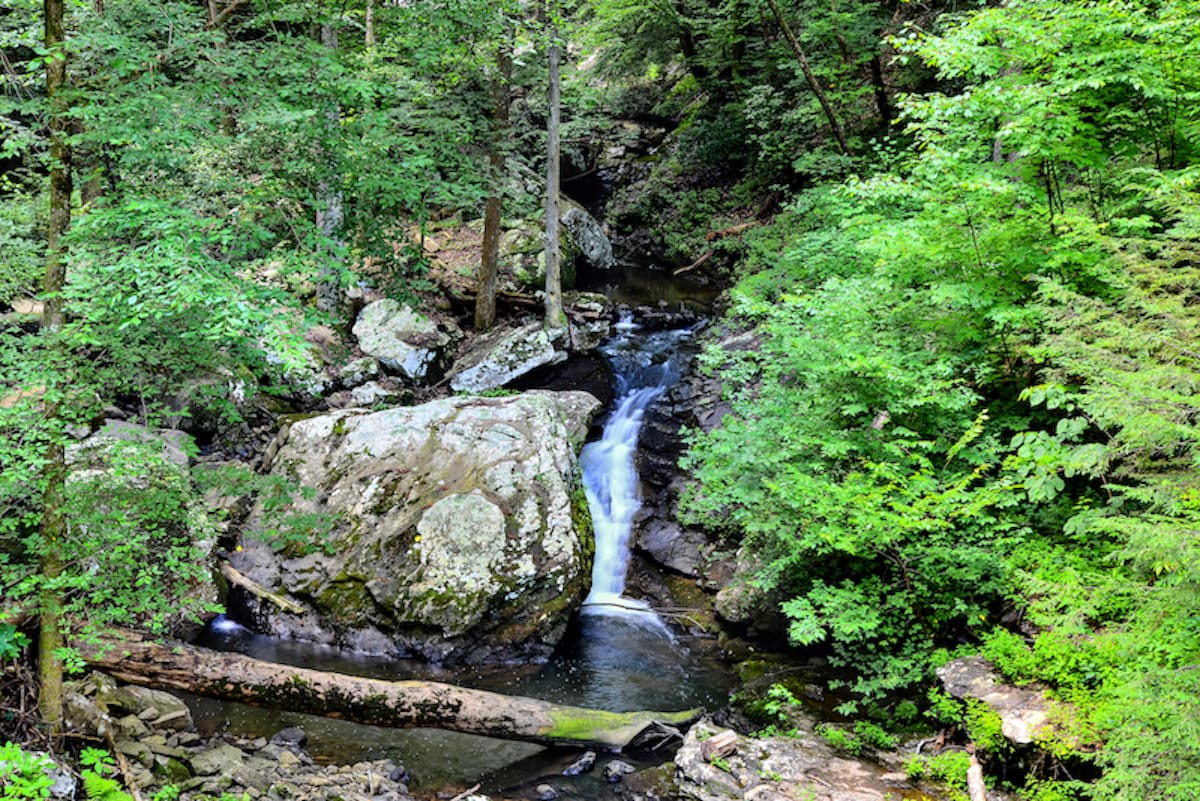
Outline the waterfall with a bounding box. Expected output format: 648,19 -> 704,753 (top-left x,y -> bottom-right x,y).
579,314 -> 695,625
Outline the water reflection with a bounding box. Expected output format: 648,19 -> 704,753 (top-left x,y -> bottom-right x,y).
513,614 -> 728,713
575,263 -> 719,312
194,615 -> 729,790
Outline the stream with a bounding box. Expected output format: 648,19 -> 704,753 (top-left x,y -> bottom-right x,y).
195,294 -> 733,795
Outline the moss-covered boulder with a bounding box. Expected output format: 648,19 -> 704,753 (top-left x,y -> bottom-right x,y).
232,391 -> 601,663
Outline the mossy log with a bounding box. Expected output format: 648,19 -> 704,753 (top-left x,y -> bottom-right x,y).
81,629 -> 701,750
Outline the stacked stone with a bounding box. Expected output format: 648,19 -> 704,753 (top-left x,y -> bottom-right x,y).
64,675 -> 412,801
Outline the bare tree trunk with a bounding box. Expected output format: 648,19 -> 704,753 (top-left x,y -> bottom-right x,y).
869,54 -> 892,133
315,21 -> 344,318
766,0 -> 850,157
543,21 -> 566,331
475,42 -> 512,332
39,0 -> 72,733
82,630 -> 701,750
364,0 -> 375,47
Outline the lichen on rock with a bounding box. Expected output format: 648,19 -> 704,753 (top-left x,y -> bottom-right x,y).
232,390 -> 602,663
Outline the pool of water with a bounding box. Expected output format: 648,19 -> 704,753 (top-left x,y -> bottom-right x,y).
192,614 -> 732,794
575,262 -> 720,313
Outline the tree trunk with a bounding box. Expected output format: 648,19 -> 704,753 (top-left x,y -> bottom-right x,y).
543,25 -> 566,332
81,630 -> 701,750
475,42 -> 512,332
315,21 -> 344,318
869,54 -> 893,133
39,0 -> 72,733
364,0 -> 375,47
765,0 -> 850,157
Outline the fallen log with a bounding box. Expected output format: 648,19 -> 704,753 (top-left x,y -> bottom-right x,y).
220,564 -> 305,615
674,250 -> 712,276
81,629 -> 702,750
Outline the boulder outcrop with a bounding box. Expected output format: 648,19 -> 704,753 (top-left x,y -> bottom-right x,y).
232,391 -> 601,663
937,656 -> 1053,745
672,719 -> 917,801
352,299 -> 456,382
447,322 -> 567,394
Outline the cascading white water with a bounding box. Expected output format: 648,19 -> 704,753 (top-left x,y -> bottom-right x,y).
580,314 -> 695,624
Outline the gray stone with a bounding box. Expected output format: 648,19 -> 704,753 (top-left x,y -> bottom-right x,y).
638,521 -> 707,578
534,784 -> 558,800
353,299 -> 453,381
234,390 -> 600,663
348,381 -> 401,407
114,740 -> 154,770
673,719 -> 906,801
937,656 -> 1052,744
189,743 -> 247,777
562,751 -> 596,776
48,762 -> 76,800
560,200 -> 613,270
96,685 -> 194,732
603,760 -> 636,782
340,357 -> 381,389
65,691 -> 111,738
270,727 -> 308,749
448,322 -> 566,393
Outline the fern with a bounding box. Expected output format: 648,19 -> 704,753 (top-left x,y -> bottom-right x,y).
82,772 -> 133,801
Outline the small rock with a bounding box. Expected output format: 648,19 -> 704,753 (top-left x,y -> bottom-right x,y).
44,759 -> 76,800
189,743 -> 246,777
270,727 -> 308,749
533,784 -> 558,800
277,750 -> 303,770
114,714 -> 150,739
603,760 -> 636,783
562,751 -> 596,776
114,739 -> 154,769
340,357 -> 381,389
146,740 -> 188,759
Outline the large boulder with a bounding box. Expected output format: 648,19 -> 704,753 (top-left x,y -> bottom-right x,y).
352,299 -> 455,382
496,199 -> 613,291
447,321 -> 567,394
232,390 -> 602,663
560,198 -> 613,270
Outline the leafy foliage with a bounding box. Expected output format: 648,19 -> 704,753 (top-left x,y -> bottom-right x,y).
685,0 -> 1200,796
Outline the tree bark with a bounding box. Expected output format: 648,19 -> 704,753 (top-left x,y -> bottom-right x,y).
364,0 -> 375,47
543,5 -> 566,332
869,53 -> 893,133
315,21 -> 344,319
82,630 -> 701,750
38,0 -> 72,734
765,0 -> 850,157
475,42 -> 512,333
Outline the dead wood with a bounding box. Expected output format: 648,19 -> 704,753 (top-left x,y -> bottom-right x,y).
80,629 -> 702,750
